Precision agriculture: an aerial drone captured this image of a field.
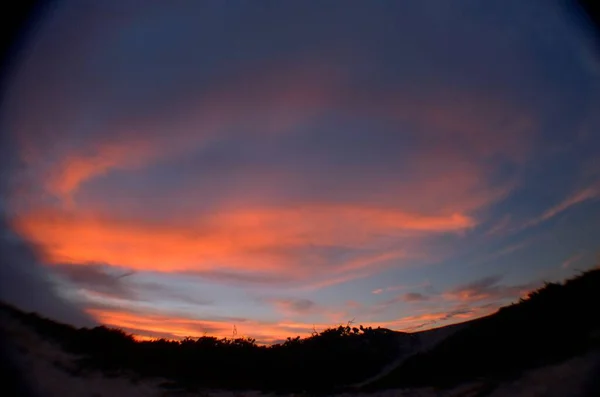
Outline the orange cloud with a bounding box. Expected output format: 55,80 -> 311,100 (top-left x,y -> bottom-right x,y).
86,308 -> 331,344
12,205 -> 473,277
44,141 -> 157,204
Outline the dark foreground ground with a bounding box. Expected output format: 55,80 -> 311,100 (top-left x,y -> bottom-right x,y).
2,269 -> 600,396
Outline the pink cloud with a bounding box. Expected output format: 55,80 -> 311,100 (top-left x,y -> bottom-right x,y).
15,61 -> 344,205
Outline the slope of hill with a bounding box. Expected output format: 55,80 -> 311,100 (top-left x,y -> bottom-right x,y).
366,269 -> 600,391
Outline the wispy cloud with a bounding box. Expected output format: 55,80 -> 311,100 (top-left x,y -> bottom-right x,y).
561,252 -> 585,269
365,303 -> 499,332
475,240 -> 532,266
443,275 -> 537,303
524,186 -> 599,228
485,214 -> 512,236
371,281 -> 432,295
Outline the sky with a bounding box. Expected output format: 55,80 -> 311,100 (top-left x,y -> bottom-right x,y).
1,0 -> 600,344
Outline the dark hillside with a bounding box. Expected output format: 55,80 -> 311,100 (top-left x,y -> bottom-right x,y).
367,269 -> 600,390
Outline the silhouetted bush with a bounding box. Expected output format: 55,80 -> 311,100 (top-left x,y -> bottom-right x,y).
0,303 -> 400,392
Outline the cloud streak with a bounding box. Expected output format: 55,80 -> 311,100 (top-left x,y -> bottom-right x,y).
524,186 -> 599,228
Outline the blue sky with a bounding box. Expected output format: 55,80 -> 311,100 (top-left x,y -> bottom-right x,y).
2,0 -> 600,343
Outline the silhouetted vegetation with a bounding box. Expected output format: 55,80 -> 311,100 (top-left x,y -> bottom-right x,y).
0,304 -> 401,392
368,268 -> 600,390
3,269 -> 600,393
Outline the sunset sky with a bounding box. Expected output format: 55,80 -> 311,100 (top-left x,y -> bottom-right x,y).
2,0 -> 600,344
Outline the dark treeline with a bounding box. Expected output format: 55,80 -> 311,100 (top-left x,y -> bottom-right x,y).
368,268 -> 600,390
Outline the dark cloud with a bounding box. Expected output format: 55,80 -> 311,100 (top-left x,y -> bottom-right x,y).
380,290 -> 430,307
187,270 -> 291,286
268,298 -> 317,315
403,292 -> 430,302
51,264 -> 215,306
455,275 -> 504,293
286,298 -> 316,313
135,281 -> 214,306
51,262 -> 135,299
0,224 -> 95,327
